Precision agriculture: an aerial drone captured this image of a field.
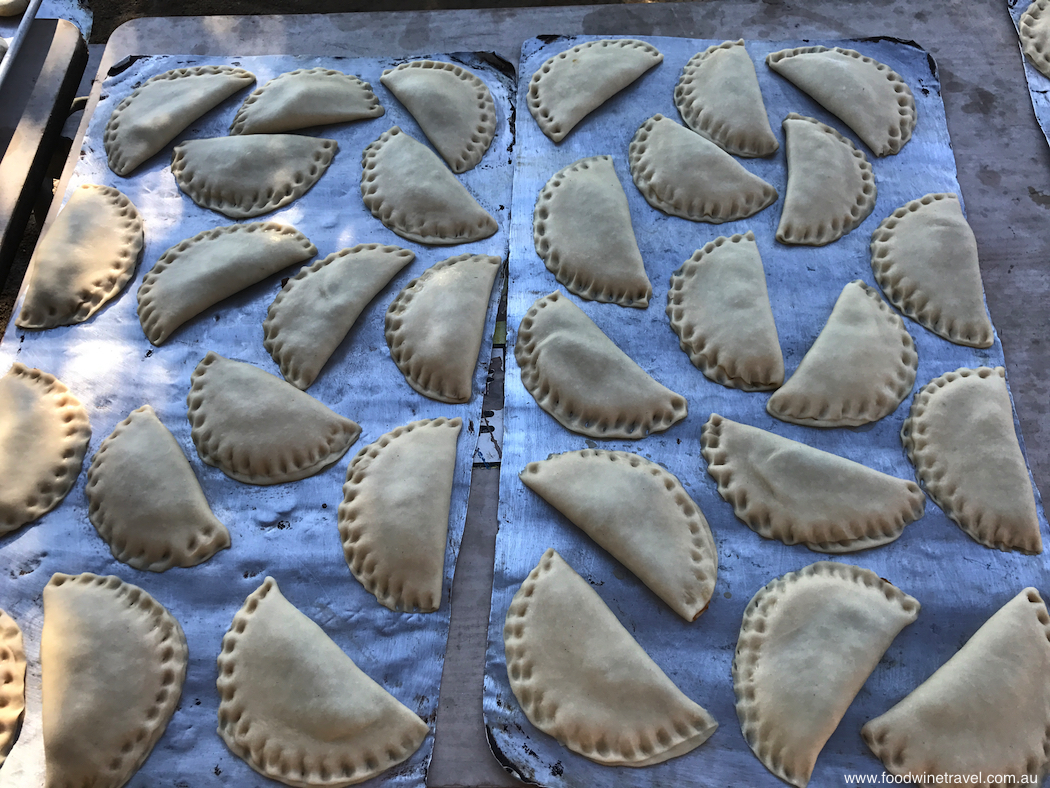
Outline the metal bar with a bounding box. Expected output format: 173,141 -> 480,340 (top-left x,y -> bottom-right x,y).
0,0 -> 46,96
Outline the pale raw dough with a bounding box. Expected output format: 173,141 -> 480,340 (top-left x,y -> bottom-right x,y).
533,155 -> 651,308
870,193 -> 994,348
519,449 -> 717,621
901,366 -> 1042,553
16,184 -> 144,329
0,0 -> 28,15
0,364 -> 90,535
42,573 -> 187,788
338,418 -> 461,613
734,561 -> 919,788
0,609 -> 24,766
1022,0 -> 1050,78
515,290 -> 688,439
186,352 -> 361,485
85,404 -> 231,572
264,244 -> 415,389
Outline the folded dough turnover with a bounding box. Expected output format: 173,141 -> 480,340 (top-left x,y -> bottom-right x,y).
701,414 -> 926,552
338,417 -> 461,613
104,65 -> 255,176
767,280 -> 917,428
385,253 -> 500,403
380,60 -> 495,173
901,367 -> 1042,553
533,155 -> 651,308
171,134 -> 338,219
16,184 -> 144,329
667,232 -> 783,391
138,221 -> 316,345
734,561 -> 919,788
265,244 -> 415,389
0,363 -> 90,535
0,0 -> 28,16
519,450 -> 717,621
515,291 -> 688,439
674,40 -> 779,157
776,113 -> 876,246
504,548 -> 718,766
186,352 -> 361,485
1022,0 -> 1050,78
870,193 -> 994,348
230,68 -> 384,135
86,404 -> 230,572
527,38 -> 663,143
0,610 -> 24,766
42,573 -> 187,788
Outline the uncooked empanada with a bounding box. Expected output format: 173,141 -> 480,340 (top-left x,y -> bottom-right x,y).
666,232 -> 783,391
380,60 -> 495,173
104,65 -> 255,176
385,253 -> 500,403
776,113 -> 876,246
519,450 -> 717,621
767,280 -> 917,428
504,548 -> 717,765
16,184 -> 143,329
338,418 -> 461,613
629,114 -> 778,223
0,0 -> 28,16
360,126 -> 498,245
1022,1 -> 1050,78
85,405 -> 231,572
515,290 -> 688,439
701,414 -> 926,552
0,364 -> 90,536
230,67 -> 384,135
171,135 -> 338,219
42,572 -> 187,788
137,222 -> 316,345
533,155 -> 651,308
870,193 -> 994,348
734,562 -> 919,788
527,38 -> 663,143
674,40 -> 779,157
264,244 -> 415,389
766,46 -> 916,157
217,577 -> 429,787
863,588 -> 1050,783
0,609 -> 24,766
901,367 -> 1041,553
186,352 -> 361,485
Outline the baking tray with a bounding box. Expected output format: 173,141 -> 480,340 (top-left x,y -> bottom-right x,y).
1008,0 -> 1050,148
484,34 -> 1050,787
0,51 -> 513,787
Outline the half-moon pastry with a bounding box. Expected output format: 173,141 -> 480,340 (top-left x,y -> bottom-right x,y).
870,193 -> 994,348
519,449 -> 717,621
901,367 -> 1042,553
385,253 -> 500,403
16,184 -> 144,329
361,126 -> 498,245
504,549 -> 718,766
515,290 -> 688,439
264,244 -> 415,389
701,414 -> 926,552
380,60 -> 496,173
674,40 -> 779,157
230,68 -> 384,135
527,38 -> 663,143
767,280 -> 917,428
0,364 -> 90,536
0,609 -> 24,766
186,352 -> 361,485
776,113 -> 876,246
42,573 -> 187,788
1022,0 -> 1050,78
533,155 -> 651,308
217,577 -> 429,787
0,0 -> 29,16
338,418 -> 461,613
171,134 -> 338,219
629,114 -> 778,223
86,405 -> 231,572
666,232 -> 783,391
104,65 -> 255,176
734,562 -> 919,787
